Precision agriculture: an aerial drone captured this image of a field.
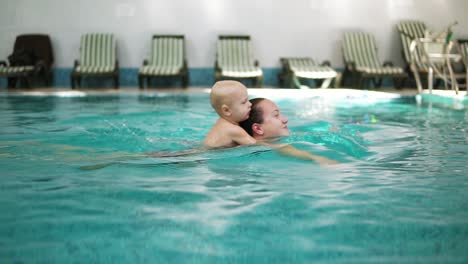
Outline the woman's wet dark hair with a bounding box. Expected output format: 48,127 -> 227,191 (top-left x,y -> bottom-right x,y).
240,98 -> 266,136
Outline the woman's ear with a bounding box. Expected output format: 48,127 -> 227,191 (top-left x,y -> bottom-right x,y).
221,104 -> 231,116
252,123 -> 264,136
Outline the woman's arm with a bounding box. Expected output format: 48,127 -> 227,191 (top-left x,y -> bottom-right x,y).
262,142 -> 338,165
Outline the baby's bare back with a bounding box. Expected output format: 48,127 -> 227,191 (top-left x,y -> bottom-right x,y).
203,118 -> 242,149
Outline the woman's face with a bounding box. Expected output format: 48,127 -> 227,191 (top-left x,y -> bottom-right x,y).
257,100 -> 289,138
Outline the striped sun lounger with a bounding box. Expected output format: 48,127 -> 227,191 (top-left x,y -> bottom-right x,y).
278,57 -> 337,88
397,20 -> 430,74
0,34 -> 53,88
215,35 -> 263,87
138,35 -> 188,88
71,33 -> 119,89
342,31 -> 406,88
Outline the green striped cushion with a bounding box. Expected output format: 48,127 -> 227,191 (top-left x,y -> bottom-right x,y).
77,33 -> 116,73
286,58 -> 337,79
397,20 -> 429,71
0,65 -> 34,75
75,66 -> 115,74
139,66 -> 183,75
217,38 -> 262,77
343,32 -> 404,75
139,37 -> 184,75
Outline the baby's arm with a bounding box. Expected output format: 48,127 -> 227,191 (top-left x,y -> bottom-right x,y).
231,126 -> 256,145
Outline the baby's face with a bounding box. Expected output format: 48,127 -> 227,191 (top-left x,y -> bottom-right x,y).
229,87 -> 251,123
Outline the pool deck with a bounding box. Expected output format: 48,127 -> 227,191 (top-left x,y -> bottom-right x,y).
0,87 -> 466,102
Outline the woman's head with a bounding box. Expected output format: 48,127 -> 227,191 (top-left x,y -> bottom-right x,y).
240,98 -> 289,139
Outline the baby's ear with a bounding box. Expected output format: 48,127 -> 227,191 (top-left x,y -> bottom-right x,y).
252,123 -> 263,135
221,104 -> 231,116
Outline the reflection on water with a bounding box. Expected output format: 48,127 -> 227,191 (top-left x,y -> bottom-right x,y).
1,96 -> 57,127
137,94 -> 190,107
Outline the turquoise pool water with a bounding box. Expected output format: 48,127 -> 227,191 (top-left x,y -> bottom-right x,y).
0,91 -> 467,263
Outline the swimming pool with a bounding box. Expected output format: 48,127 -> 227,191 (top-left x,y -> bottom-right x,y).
0,89 -> 467,263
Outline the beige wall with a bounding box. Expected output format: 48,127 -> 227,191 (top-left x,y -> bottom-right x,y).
1,0 -> 467,68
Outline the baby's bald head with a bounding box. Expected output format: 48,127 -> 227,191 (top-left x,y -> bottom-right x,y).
210,80 -> 247,114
